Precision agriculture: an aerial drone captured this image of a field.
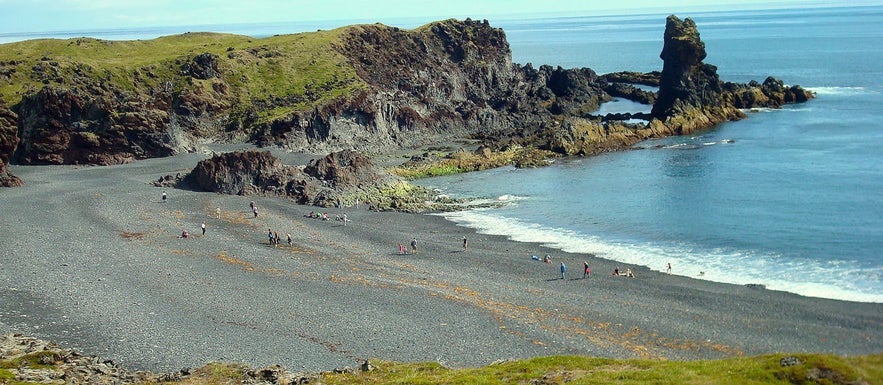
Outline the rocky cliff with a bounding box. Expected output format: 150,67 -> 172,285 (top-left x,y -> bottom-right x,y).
0,16 -> 812,187
0,98 -> 22,186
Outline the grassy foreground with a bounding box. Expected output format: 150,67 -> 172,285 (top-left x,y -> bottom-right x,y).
291,354 -> 883,385
4,353 -> 878,384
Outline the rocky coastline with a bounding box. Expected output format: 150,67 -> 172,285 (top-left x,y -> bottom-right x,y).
0,15 -> 812,192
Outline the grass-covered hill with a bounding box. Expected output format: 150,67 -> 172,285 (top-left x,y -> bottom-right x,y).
0,28 -> 363,121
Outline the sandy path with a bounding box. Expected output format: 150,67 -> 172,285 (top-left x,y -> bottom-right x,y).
1,152 -> 880,372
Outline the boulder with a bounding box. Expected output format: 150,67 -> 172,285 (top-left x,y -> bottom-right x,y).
182,150 -> 297,195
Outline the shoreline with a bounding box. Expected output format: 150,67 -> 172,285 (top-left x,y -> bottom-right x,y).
428,208 -> 883,304
1,155 -> 881,372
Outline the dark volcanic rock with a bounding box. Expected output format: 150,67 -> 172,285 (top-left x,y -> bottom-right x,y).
0,99 -> 22,187
304,149 -> 396,189
178,150 -> 429,209
257,18 -> 607,154
182,150 -> 297,196
649,15 -> 813,135
651,15 -> 728,120
181,53 -> 220,79
13,85 -> 197,165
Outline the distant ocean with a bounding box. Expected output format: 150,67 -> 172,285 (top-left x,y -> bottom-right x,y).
2,6 -> 881,302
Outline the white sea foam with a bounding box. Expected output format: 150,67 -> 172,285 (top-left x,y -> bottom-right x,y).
807,86 -> 875,96
434,210 -> 883,303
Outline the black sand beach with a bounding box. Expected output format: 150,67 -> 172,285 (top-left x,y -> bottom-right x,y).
1,151 -> 880,372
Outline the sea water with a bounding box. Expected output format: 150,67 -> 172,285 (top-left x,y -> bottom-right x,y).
417,6 -> 883,303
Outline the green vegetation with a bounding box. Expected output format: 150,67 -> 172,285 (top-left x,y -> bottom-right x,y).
0,351 -> 58,370
317,354 -> 882,385
1,352 -> 879,384
0,28 -> 367,122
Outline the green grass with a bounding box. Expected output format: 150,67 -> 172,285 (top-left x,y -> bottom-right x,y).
0,351 -> 58,370
1,351 -> 879,384
0,28 -> 366,120
315,354 -> 882,385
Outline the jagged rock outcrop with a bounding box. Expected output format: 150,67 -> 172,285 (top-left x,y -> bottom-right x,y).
13,84 -> 198,165
176,150 -> 441,210
254,19 -> 607,154
650,15 -> 813,134
181,150 -> 299,196
303,149 -> 398,190
0,98 -> 22,187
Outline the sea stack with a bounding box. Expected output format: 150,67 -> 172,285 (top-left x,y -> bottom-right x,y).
650,15 -> 814,135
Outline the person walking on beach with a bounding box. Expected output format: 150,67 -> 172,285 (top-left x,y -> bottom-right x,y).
342,213 -> 348,226
161,191 -> 167,203
287,233 -> 292,246
274,232 -> 280,246
253,206 -> 258,218
666,262 -> 672,275
216,207 -> 221,219
583,261 -> 590,279
560,262 -> 567,280
410,238 -> 418,254
201,222 -> 206,236
463,236 -> 468,251
268,229 -> 274,245
398,243 -> 405,255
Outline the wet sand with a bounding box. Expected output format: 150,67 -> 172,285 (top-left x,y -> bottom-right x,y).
0,151 -> 880,372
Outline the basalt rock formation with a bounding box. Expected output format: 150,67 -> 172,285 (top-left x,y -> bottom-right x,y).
0,99 -> 22,187
174,149 -> 440,211
0,16 -> 813,187
649,15 -> 813,134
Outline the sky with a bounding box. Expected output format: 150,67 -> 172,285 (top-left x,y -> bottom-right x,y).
1,0 -> 881,37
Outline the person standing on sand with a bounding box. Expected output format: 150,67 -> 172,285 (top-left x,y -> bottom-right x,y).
287,233 -> 292,246
162,191 -> 167,203
666,262 -> 672,275
560,262 -> 567,280
201,223 -> 206,236
398,243 -> 405,255
253,207 -> 258,218
583,261 -> 590,279
411,238 -> 418,254
463,236 -> 468,251
268,229 -> 274,245
216,207 -> 221,219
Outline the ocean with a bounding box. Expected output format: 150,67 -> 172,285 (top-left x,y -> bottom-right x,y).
418,6 -> 883,303
2,6 -> 881,302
